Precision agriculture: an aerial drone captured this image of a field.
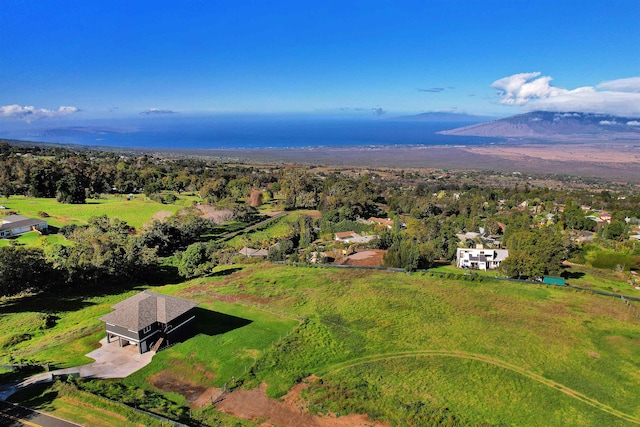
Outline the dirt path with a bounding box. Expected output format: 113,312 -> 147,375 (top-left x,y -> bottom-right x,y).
220,211 -> 287,240
321,350 -> 640,425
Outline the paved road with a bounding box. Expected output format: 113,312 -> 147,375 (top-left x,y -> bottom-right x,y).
0,401 -> 83,427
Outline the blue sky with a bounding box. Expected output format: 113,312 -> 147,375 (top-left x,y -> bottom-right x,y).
1,0 -> 639,123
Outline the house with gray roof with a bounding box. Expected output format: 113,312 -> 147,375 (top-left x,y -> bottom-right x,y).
100,290 -> 198,354
0,215 -> 48,238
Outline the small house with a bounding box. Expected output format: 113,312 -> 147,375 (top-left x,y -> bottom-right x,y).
335,231 -> 359,242
367,217 -> 394,229
0,215 -> 48,238
100,290 -> 198,354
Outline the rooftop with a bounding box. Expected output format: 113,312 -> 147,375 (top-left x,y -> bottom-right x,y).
100,290 -> 198,331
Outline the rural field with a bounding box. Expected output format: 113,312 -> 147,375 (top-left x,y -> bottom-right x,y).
2,264 -> 640,426
0,194 -> 197,230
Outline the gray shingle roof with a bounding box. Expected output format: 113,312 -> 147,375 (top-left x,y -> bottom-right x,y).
0,216 -> 47,232
99,290 -> 198,331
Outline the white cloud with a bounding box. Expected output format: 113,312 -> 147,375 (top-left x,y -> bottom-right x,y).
627,121 -> 640,126
492,73 -> 640,116
0,104 -> 80,122
599,120 -> 618,125
597,77 -> 640,93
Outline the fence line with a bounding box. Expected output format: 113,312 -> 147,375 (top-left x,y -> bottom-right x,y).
621,295 -> 640,319
92,392 -> 188,427
272,261 -> 640,302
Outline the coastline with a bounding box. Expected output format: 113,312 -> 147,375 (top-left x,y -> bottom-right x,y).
3,137 -> 640,182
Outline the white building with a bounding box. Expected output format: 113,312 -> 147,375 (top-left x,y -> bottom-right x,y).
456,248 -> 509,271
0,215 -> 48,238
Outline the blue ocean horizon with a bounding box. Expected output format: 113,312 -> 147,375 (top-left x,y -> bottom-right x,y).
1,117 -> 500,150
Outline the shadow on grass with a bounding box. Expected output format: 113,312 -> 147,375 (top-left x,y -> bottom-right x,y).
192,307 -> 252,337
560,268 -> 586,280
167,308 -> 252,347
46,225 -> 60,234
208,267 -> 243,277
0,382 -> 57,427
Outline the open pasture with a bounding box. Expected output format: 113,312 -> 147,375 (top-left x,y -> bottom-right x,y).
2,264 -> 640,425
193,264 -> 640,426
0,194 -> 195,230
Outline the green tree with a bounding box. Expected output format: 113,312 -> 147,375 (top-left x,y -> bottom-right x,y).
178,242 -> 217,278
56,175 -> 86,204
500,227 -> 568,279
0,247 -> 57,296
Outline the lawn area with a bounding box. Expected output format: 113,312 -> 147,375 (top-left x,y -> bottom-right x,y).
0,232 -> 70,248
0,194 -> 194,229
2,263 -> 640,426
9,382 -> 178,427
192,264 -> 640,426
561,263 -> 640,297
431,261 -> 640,298
0,289 -> 146,367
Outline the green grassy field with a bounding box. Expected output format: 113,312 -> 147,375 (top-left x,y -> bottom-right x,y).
562,263 -> 640,297
2,264 -> 640,426
0,232 -> 71,248
9,382 -> 175,427
0,194 -> 196,230
226,209 -> 320,249
431,261 -> 640,298
191,264 -> 640,426
0,289 -> 146,367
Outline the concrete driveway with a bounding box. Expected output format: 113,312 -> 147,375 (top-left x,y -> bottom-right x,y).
0,338 -> 155,400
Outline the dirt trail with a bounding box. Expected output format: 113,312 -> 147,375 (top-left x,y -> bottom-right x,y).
322,350 -> 640,425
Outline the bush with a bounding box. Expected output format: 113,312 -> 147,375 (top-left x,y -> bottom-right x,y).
37,211 -> 49,218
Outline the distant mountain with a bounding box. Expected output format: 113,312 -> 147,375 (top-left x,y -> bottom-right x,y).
439,111 -> 640,140
393,111 -> 495,123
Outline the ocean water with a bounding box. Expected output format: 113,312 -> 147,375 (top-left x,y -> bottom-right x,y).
4,117 -> 500,150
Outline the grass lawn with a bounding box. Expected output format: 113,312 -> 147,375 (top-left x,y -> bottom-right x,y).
9,382 -> 177,427
0,232 -> 71,248
0,194 -> 193,230
561,263 -> 640,297
2,263 -> 640,426
0,289 -> 146,367
431,261 -> 640,298
194,264 -> 640,426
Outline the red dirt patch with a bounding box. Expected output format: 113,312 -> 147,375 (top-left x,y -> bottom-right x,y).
192,386 -> 226,408
216,380 -> 389,427
150,371 -> 207,404
195,204 -> 234,224
342,250 -> 386,267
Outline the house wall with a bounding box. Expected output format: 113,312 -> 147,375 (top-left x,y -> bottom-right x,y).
164,309 -> 197,344
105,323 -> 140,341
104,309 -> 196,354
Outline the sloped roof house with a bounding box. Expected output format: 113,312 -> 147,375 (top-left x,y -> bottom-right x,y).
0,215 -> 48,238
100,290 -> 198,354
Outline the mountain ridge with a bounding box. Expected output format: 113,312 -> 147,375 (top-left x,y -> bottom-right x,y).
439,111 -> 640,140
